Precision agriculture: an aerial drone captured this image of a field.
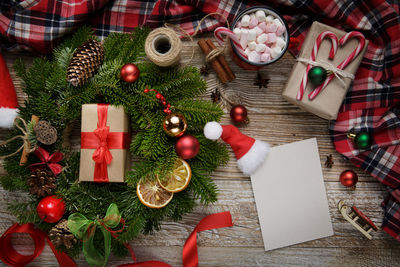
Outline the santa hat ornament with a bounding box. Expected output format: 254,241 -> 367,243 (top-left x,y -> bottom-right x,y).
0,53 -> 18,128
204,122 -> 270,176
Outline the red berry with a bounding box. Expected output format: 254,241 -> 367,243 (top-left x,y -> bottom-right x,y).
144,88 -> 150,93
162,101 -> 166,105
156,93 -> 162,99
167,104 -> 171,108
167,110 -> 171,114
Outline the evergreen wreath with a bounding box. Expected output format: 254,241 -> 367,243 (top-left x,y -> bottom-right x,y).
0,27 -> 229,258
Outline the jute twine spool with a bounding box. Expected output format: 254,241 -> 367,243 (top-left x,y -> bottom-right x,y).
145,12 -> 230,67
145,28 -> 183,67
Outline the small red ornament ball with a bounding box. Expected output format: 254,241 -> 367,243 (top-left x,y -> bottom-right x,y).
120,63 -> 140,83
230,105 -> 248,123
339,170 -> 358,188
37,195 -> 66,223
175,135 -> 200,159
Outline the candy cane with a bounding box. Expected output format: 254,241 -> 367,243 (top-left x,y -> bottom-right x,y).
214,27 -> 247,58
297,31 -> 338,100
308,31 -> 366,100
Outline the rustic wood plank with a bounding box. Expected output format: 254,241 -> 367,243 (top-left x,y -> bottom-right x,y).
1,37 -> 399,267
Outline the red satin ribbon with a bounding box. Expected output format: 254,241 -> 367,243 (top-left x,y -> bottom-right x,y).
29,147 -> 63,175
117,211 -> 233,267
80,104 -> 130,182
0,223 -> 76,267
182,211 -> 233,267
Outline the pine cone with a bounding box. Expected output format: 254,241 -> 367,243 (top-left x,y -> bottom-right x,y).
49,219 -> 78,250
28,168 -> 56,197
67,39 -> 104,87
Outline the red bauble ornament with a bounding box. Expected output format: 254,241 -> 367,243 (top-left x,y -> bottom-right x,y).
120,63 -> 140,83
339,170 -> 358,188
37,195 -> 66,223
230,105 -> 248,123
175,135 -> 200,159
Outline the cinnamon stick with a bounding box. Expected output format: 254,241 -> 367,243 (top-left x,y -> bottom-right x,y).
206,39 -> 235,82
20,115 -> 39,165
197,39 -> 229,83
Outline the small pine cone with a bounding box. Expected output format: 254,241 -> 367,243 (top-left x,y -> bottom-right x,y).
67,39 -> 104,87
28,168 -> 57,197
49,219 -> 78,250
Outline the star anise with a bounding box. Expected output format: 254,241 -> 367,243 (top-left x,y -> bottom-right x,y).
211,88 -> 221,103
254,73 -> 269,89
325,154 -> 334,168
200,65 -> 210,76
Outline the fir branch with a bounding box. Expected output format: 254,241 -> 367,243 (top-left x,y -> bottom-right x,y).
2,26 -> 231,254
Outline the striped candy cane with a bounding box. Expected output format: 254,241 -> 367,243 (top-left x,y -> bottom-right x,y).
297,31 -> 338,100
308,31 -> 366,100
214,27 -> 247,59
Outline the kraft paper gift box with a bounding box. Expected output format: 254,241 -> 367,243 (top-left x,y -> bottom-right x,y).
79,104 -> 130,182
282,21 -> 368,120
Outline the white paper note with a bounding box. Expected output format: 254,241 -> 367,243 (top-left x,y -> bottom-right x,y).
251,138 -> 333,251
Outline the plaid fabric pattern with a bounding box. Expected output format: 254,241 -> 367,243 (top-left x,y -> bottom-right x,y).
0,0 -> 399,241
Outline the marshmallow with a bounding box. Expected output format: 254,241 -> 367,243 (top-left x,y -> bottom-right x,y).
264,46 -> 272,54
271,46 -> 282,59
233,28 -> 241,39
275,37 -> 286,49
240,38 -> 248,50
254,26 -> 263,36
266,23 -> 277,33
236,21 -> 242,28
260,52 -> 271,62
241,14 -> 250,27
257,33 -> 268,44
276,25 -> 286,36
266,33 -> 277,43
255,10 -> 266,22
272,18 -> 283,27
258,22 -> 268,32
247,29 -> 257,41
265,15 -> 274,23
245,47 -> 251,55
250,13 -> 256,20
256,43 -> 267,53
248,51 -> 261,63
249,17 -> 258,28
248,41 -> 257,50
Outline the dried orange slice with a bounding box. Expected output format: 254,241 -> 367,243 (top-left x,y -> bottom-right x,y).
137,179 -> 173,208
158,158 -> 191,193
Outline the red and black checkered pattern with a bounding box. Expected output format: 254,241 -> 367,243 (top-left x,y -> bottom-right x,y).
0,0 -> 399,241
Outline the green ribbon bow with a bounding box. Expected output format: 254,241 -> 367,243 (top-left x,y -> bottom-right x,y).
67,203 -> 122,267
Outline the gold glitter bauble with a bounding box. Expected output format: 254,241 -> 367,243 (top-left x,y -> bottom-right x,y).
162,113 -> 187,137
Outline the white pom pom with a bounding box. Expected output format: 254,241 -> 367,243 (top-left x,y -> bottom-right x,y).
204,122 -> 223,140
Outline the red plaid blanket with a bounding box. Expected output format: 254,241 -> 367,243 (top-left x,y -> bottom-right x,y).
1,0 -> 399,241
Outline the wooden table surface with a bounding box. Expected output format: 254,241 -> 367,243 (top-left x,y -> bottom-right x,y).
1,38 -> 400,267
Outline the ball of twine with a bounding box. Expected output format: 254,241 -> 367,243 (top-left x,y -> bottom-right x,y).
145,12 -> 230,67
145,28 -> 183,67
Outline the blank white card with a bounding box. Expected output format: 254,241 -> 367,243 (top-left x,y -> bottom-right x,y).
251,138 -> 333,251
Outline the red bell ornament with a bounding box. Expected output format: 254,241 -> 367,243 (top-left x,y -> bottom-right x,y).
120,63 -> 140,83
37,195 -> 66,223
339,170 -> 358,188
175,135 -> 200,159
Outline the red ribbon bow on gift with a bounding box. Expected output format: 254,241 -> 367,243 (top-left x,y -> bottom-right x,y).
29,147 -> 63,175
81,104 -> 130,182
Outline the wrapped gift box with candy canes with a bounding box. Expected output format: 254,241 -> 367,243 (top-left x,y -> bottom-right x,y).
283,21 -> 369,120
